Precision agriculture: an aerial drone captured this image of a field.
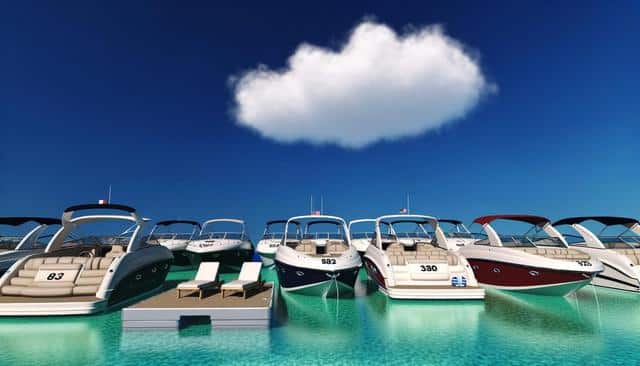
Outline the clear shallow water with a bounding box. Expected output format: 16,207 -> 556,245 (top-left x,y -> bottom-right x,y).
1,268 -> 639,366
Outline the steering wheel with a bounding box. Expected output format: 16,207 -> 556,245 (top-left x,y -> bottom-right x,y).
79,250 -> 95,257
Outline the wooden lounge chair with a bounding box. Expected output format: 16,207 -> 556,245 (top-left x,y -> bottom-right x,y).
177,262 -> 222,299
221,262 -> 263,299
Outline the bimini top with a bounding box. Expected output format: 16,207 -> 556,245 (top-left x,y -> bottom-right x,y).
64,203 -> 136,213
553,216 -> 639,227
287,215 -> 347,225
377,214 -> 438,227
439,219 -> 463,225
473,215 -> 550,226
156,220 -> 201,229
266,219 -> 299,226
0,217 -> 61,226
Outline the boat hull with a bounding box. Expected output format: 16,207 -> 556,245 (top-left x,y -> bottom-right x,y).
467,258 -> 596,296
363,257 -> 484,300
275,260 -> 360,296
188,249 -> 254,270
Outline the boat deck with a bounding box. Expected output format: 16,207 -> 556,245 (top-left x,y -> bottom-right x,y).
122,282 -> 274,330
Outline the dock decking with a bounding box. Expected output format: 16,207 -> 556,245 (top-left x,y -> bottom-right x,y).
122,282 -> 274,330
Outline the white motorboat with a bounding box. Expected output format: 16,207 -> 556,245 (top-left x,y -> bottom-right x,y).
186,219 -> 254,270
147,220 -> 201,269
348,219 -> 376,254
438,219 -> 477,248
0,217 -> 61,276
274,215 -> 362,296
256,219 -> 300,267
363,214 -> 484,300
554,216 -> 640,292
0,203 -> 173,315
459,214 -> 603,296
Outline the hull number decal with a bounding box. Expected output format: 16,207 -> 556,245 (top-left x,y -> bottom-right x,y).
420,265 -> 438,272
322,258 -> 337,265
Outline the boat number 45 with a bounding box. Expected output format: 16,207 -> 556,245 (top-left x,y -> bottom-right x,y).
321,258 -> 337,265
420,265 -> 438,272
576,260 -> 592,267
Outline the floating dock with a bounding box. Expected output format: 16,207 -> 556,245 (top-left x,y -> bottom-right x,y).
122,282 -> 274,330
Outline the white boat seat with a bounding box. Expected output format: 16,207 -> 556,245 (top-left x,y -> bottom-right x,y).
295,243 -> 316,254
327,242 -> 347,254
10,277 -> 34,286
76,276 -> 103,286
73,285 -> 99,296
18,270 -> 37,278
1,256 -> 115,297
105,245 -> 125,258
21,287 -> 74,297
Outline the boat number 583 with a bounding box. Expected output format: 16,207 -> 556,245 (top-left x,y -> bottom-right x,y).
321,259 -> 337,265
576,260 -> 592,267
46,272 -> 64,280
420,265 -> 438,272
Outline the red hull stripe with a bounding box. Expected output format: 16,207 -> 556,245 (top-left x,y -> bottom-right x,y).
467,259 -> 594,287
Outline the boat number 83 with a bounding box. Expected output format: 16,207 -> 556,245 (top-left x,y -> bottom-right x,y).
321,259 -> 337,265
420,265 -> 438,272
46,272 -> 65,280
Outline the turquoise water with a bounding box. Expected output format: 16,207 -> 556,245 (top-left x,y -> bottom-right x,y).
1,268 -> 639,366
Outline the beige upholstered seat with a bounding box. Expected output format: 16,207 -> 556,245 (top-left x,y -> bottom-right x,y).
1,255 -> 115,297
106,245 -> 125,258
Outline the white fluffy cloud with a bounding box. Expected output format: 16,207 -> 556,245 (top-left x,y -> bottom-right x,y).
231,21 -> 494,148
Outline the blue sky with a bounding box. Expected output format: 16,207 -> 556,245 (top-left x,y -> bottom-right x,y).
2,1 -> 639,239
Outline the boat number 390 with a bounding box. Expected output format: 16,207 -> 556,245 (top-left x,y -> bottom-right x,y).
420,265 -> 438,272
576,260 -> 592,266
46,272 -> 65,280
322,258 -> 337,265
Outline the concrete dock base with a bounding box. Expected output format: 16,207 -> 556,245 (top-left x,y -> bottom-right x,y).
122,282 -> 273,330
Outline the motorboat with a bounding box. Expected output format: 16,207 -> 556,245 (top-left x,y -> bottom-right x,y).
0,203 -> 173,315
553,216 -> 640,292
459,214 -> 603,296
0,217 -> 61,276
147,220 -> 201,269
186,219 -> 254,269
438,219 -> 477,248
348,219 -> 376,254
363,214 -> 484,300
274,215 -> 362,296
256,219 -> 300,267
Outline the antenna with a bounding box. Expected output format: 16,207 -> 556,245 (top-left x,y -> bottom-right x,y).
108,185 -> 112,203
407,194 -> 410,214
310,195 -> 313,214
320,195 -> 324,215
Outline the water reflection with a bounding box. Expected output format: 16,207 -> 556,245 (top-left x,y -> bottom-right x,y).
0,315 -> 114,366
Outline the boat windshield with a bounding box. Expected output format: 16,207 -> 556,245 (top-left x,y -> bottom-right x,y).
62,221 -> 136,247
262,221 -> 298,240
0,236 -> 21,251
388,221 -> 432,240
199,221 -> 246,240
197,232 -> 245,240
438,221 -> 474,239
599,236 -> 640,249
0,224 -> 58,251
149,222 -> 198,241
351,232 -> 374,239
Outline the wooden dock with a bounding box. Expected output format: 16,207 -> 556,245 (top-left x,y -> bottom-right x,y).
122,282 -> 274,330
